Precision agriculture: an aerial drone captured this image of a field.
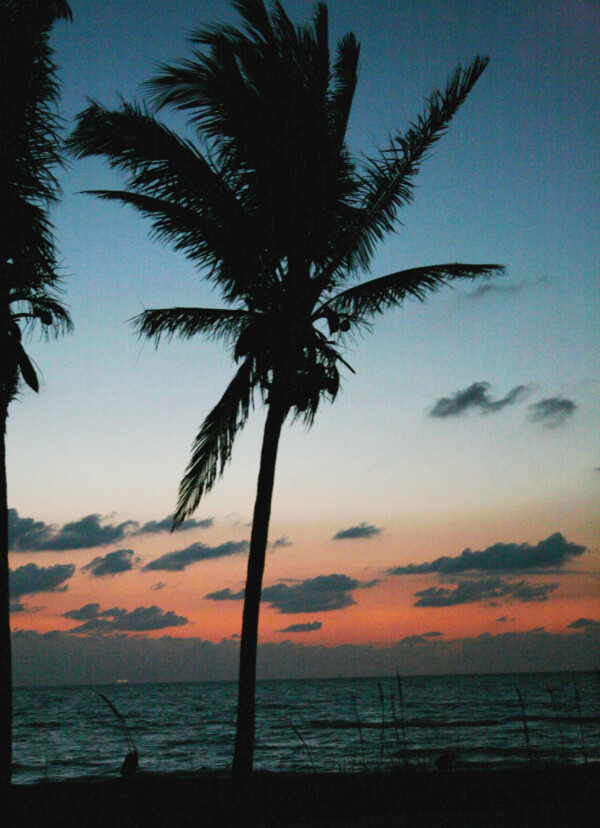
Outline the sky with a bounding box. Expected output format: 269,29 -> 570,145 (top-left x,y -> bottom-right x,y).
8,0 -> 600,686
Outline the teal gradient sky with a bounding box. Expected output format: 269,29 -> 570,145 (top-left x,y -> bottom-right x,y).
8,0 -> 599,683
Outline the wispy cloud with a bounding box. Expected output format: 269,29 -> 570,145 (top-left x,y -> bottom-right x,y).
144,540 -> 249,572
333,522 -> 381,541
82,549 -> 137,577
527,397 -> 577,429
387,533 -> 586,575
459,274 -> 548,301
277,621 -> 323,633
63,603 -> 188,634
271,536 -> 292,549
206,574 -> 379,614
429,381 -> 530,419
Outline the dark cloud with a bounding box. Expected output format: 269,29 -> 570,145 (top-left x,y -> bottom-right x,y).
271,536 -> 292,549
9,601 -> 28,614
277,622 -> 323,633
423,631 -> 443,638
333,522 -> 381,541
388,533 -> 586,576
495,616 -> 507,623
63,603 -> 188,635
568,618 -> 600,631
134,515 -> 214,534
8,510 -> 137,551
10,563 -> 76,598
429,382 -> 529,419
8,509 -> 213,553
81,549 -> 136,577
144,540 -> 249,572
11,623 -> 600,686
527,397 -> 577,428
413,577 -> 558,607
149,582 -> 166,591
204,587 -> 245,602
206,574 -> 379,614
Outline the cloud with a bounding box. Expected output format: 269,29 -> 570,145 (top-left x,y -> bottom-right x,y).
13,623 -> 599,685
527,397 -> 577,429
62,603 -> 188,635
413,577 -> 558,607
134,515 -> 214,535
423,631 -> 443,638
8,510 -> 213,552
81,549 -> 136,577
277,622 -> 323,633
333,522 -> 381,541
206,574 -> 379,614
460,275 -> 548,301
429,382 -> 530,419
387,533 -> 586,576
8,510 -> 137,551
568,618 -> 600,631
10,563 -> 76,598
271,536 -> 292,549
149,582 -> 166,591
144,540 -> 249,572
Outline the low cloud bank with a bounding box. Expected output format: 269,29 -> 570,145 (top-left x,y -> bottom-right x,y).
12,624 -> 599,686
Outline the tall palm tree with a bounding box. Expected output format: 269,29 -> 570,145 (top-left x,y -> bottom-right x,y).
0,0 -> 72,783
68,0 -> 503,779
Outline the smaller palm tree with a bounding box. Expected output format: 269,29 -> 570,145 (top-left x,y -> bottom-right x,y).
68,0 -> 503,778
0,0 -> 73,783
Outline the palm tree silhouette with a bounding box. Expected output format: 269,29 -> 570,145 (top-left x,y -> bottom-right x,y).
68,0 -> 503,778
0,0 -> 73,783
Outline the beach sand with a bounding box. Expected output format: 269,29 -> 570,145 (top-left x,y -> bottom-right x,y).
6,764 -> 598,827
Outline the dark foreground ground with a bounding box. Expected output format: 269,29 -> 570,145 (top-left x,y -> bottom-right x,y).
6,763 -> 599,827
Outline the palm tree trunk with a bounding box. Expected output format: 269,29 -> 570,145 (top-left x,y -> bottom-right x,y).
232,400 -> 286,781
0,406 -> 12,784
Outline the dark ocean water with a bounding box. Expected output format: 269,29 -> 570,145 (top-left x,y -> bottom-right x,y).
13,671 -> 600,783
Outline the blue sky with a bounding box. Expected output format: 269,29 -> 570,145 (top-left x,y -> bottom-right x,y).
7,0 -> 599,682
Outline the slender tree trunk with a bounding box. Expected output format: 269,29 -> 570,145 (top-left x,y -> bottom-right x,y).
0,406 -> 12,784
232,401 -> 286,781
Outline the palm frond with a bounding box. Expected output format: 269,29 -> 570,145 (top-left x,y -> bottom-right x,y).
320,56 -> 490,284
132,306 -> 250,346
175,357 -> 256,525
324,263 -> 504,320
329,32 -> 360,148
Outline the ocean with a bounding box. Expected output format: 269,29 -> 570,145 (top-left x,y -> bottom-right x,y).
12,671 -> 600,784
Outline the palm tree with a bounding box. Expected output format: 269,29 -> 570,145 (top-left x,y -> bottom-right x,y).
68,0 -> 503,779
0,0 -> 72,783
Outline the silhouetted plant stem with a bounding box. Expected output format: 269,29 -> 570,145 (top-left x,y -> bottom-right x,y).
232,402 -> 286,780
516,688 -> 532,765
546,684 -> 567,763
377,682 -> 385,771
571,673 -> 587,764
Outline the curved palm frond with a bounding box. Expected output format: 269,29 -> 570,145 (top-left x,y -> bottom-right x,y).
132,306 -> 250,346
323,263 -> 504,321
318,56 -> 490,288
175,356 -> 257,525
